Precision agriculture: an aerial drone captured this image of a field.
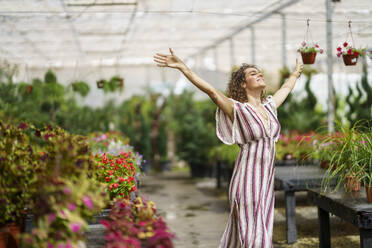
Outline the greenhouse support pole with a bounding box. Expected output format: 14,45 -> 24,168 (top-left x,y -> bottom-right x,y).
281,13 -> 287,68
326,0 -> 335,133
214,46 -> 219,71
229,38 -> 235,68
251,27 -> 256,65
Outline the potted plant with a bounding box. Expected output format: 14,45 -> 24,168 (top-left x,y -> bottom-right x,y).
319,122 -> 371,195
101,197 -> 175,247
96,79 -> 105,89
298,41 -> 324,64
0,122 -> 39,246
357,131 -> 372,202
71,81 -> 90,97
336,42 -> 366,66
298,19 -> 324,64
93,152 -> 139,201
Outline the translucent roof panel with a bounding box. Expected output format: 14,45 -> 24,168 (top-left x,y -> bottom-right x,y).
0,0 -> 371,73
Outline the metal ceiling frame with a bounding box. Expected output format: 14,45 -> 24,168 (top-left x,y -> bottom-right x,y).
187,0 -> 301,60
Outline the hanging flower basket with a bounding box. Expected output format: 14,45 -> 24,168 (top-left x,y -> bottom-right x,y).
96,80 -> 105,89
337,22 -> 366,66
298,20 -> 323,65
336,43 -> 365,66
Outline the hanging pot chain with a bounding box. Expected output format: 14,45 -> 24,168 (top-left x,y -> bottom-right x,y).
303,19 -> 314,46
347,20 -> 356,48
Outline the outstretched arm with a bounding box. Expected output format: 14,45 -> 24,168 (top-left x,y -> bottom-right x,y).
154,48 -> 234,122
272,59 -> 303,108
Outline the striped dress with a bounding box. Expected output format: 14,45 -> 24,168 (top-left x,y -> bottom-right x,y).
215,95 -> 280,248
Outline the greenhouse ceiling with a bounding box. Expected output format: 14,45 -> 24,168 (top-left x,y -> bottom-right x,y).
0,0 -> 372,72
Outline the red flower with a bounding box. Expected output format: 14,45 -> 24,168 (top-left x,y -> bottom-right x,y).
353,51 -> 359,56
343,42 -> 348,47
337,52 -> 342,58
337,47 -> 342,52
315,44 -> 319,48
347,49 -> 352,55
105,176 -> 111,182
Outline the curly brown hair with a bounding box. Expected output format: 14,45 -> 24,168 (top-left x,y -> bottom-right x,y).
226,63 -> 267,103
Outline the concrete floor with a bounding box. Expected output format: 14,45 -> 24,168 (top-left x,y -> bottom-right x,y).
138,170 -> 361,248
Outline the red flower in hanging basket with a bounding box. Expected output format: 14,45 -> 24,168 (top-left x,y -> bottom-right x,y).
336,42 -> 366,66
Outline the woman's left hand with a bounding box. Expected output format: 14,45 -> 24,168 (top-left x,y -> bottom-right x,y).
292,58 -> 303,78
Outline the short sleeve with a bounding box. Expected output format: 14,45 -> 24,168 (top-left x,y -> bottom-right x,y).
262,95 -> 277,116
215,99 -> 246,145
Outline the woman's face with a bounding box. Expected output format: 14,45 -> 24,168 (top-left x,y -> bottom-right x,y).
243,67 -> 266,90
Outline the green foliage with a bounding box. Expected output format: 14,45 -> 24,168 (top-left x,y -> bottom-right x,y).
208,144 -> 239,165
314,120 -> 372,192
72,81 -> 90,97
101,75 -> 124,93
169,91 -> 219,167
277,66 -> 325,132
44,69 -> 57,84
346,62 -> 372,127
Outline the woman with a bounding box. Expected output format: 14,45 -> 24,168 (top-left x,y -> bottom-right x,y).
153,48 -> 303,248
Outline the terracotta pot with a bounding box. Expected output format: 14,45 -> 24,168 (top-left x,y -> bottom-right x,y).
344,175 -> 360,192
301,52 -> 317,64
0,229 -> 7,248
342,54 -> 358,66
365,184 -> 372,203
6,223 -> 21,247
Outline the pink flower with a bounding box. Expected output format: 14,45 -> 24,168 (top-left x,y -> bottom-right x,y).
297,48 -> 301,53
47,243 -> 54,248
18,122 -> 28,130
48,213 -> 56,224
68,203 -> 76,212
82,196 -> 93,209
337,52 -> 342,58
301,41 -> 306,47
315,44 -> 319,48
319,49 -> 324,54
59,210 -> 67,218
343,42 -> 348,47
69,223 -> 81,233
63,187 -> 71,195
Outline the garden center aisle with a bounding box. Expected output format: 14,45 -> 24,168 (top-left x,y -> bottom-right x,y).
138,170 -> 361,248
138,171 -> 229,248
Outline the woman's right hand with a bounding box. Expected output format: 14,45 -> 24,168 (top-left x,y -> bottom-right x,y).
153,48 -> 186,70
